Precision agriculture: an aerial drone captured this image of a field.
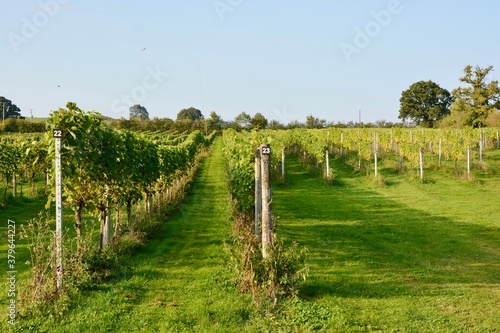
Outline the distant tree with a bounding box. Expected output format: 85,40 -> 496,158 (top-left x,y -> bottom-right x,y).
146,117 -> 174,131
268,119 -> 284,130
305,114 -> 326,128
331,121 -> 347,128
0,96 -> 22,120
398,80 -> 452,128
251,113 -> 268,130
129,104 -> 149,121
345,121 -> 357,128
207,111 -> 223,131
177,107 -> 203,121
286,120 -> 304,129
234,112 -> 252,129
447,65 -> 500,128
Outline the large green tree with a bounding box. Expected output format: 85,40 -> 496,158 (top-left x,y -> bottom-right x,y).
0,96 -> 22,120
129,104 -> 149,121
305,114 -> 326,129
448,65 -> 500,128
233,112 -> 252,129
251,113 -> 268,130
177,107 -> 203,121
207,111 -> 223,131
398,80 -> 452,128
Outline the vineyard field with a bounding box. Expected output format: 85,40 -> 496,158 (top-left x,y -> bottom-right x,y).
1,126 -> 500,332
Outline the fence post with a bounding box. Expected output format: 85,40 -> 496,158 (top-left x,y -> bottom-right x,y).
281,149 -> 285,180
419,147 -> 424,180
254,148 -> 262,239
326,150 -> 330,178
467,146 -> 471,179
438,138 -> 442,168
53,129 -> 64,292
340,132 -> 344,157
479,130 -> 484,165
260,144 -> 272,258
373,132 -> 378,177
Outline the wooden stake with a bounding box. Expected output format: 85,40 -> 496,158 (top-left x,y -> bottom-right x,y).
438,139 -> 442,168
281,149 -> 285,180
419,147 -> 424,180
254,148 -> 262,239
373,132 -> 378,177
260,144 -> 272,258
467,146 -> 471,179
53,129 -> 64,292
325,150 -> 329,178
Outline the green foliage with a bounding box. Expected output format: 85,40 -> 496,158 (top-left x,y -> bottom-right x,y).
207,111 -> 223,132
251,112 -> 268,130
1,118 -> 46,133
176,107 -> 204,121
18,212 -> 90,318
225,216 -> 309,305
305,114 -> 326,129
0,96 -> 22,119
128,104 -> 149,121
280,297 -> 331,331
259,238 -> 309,301
82,247 -> 129,283
222,129 -> 255,214
233,112 -> 252,129
449,65 -> 500,128
43,103 -> 214,250
399,80 -> 452,127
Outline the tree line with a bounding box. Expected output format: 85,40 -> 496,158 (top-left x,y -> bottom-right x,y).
116,105 -> 406,133
3,64 -> 499,134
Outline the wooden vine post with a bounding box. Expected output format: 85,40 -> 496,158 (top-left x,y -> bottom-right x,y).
281,149 -> 285,180
479,130 -> 484,165
325,150 -> 330,178
259,144 -> 273,258
467,146 -> 471,179
373,132 -> 378,177
340,132 -> 344,157
254,148 -> 262,239
438,138 -> 442,168
53,128 -> 64,292
419,147 -> 424,180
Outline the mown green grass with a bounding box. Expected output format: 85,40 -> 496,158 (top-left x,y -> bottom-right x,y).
2,140 -> 500,332
273,150 -> 500,331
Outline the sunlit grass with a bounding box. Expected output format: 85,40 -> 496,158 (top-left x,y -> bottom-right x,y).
273,151 -> 500,331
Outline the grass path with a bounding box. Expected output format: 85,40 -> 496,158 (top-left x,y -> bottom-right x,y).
40,138 -> 255,333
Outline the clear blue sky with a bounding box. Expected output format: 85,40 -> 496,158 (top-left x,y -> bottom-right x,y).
1,0 -> 499,124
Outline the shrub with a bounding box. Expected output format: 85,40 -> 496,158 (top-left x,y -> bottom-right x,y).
225,214 -> 309,306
